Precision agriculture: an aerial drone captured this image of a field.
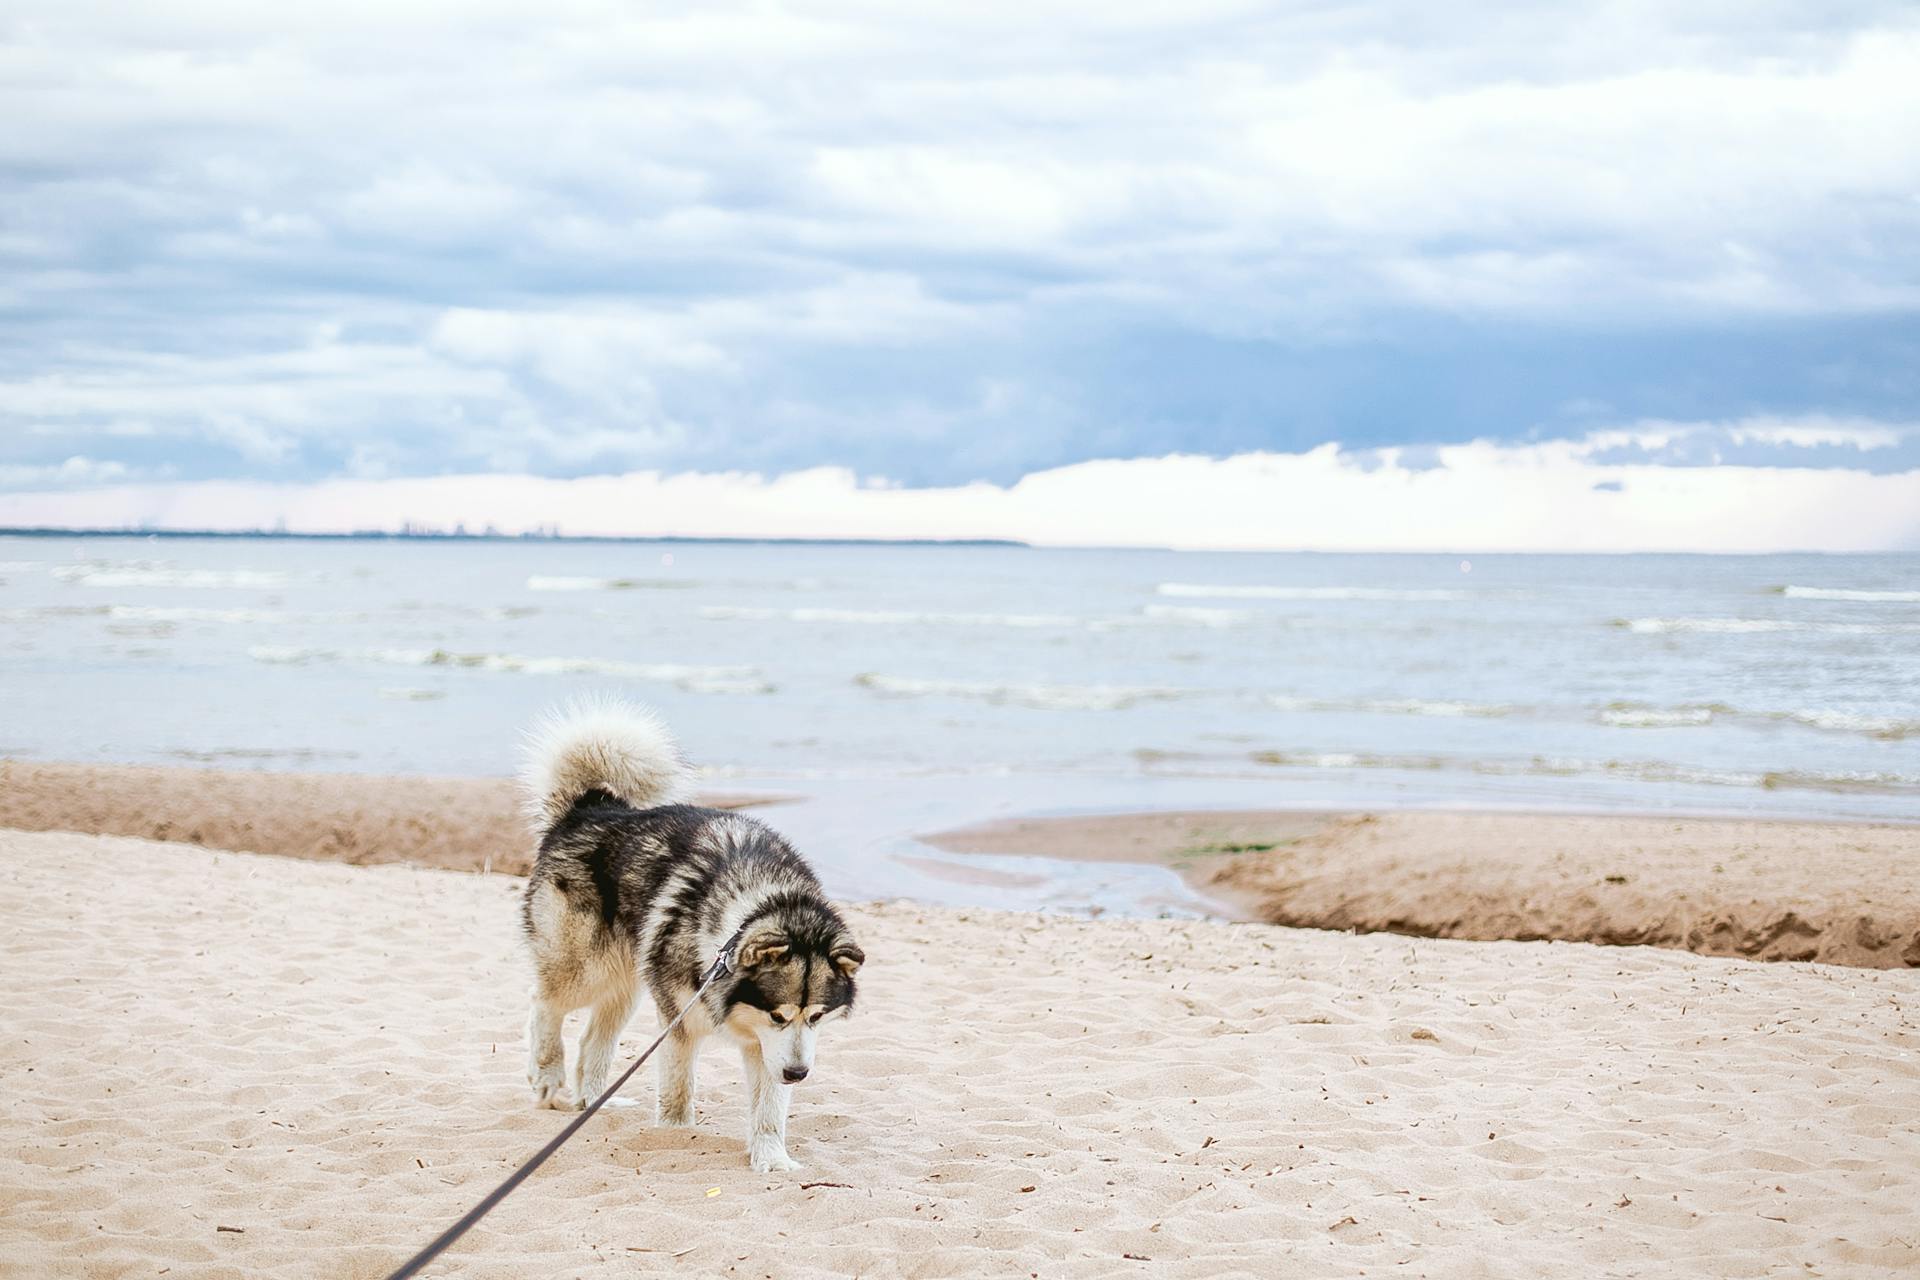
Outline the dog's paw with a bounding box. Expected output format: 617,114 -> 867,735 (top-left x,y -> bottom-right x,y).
747,1143 -> 800,1174
656,1107 -> 697,1129
533,1084 -> 576,1110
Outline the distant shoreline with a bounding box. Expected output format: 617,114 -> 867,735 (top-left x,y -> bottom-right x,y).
0,526 -> 1032,548
6,527 -> 1913,555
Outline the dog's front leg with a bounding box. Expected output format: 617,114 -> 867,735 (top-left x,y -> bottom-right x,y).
738,1040 -> 797,1172
654,1026 -> 702,1127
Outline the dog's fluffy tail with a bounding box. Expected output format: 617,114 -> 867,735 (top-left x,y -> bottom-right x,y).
520,698 -> 686,831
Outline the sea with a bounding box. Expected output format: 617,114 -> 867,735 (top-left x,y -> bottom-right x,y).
3,535 -> 1916,911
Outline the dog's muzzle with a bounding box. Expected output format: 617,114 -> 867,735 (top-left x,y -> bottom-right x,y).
781,1066 -> 809,1083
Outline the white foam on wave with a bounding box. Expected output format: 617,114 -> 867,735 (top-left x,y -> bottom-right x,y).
854,672 -> 1195,711
1620,617 -> 1798,634
1618,616 -> 1920,636
1819,622 -> 1920,634
527,575 -> 691,591
1593,700 -> 1917,739
1158,583 -> 1470,602
702,605 -> 1076,628
1780,585 -> 1920,603
249,645 -> 772,693
55,566 -> 288,589
1783,709 -> 1919,740
1268,694 -> 1513,719
1250,748 -> 1919,794
1139,604 -> 1249,628
107,605 -> 288,624
680,675 -> 782,695
0,605 -> 111,620
1598,705 -> 1717,728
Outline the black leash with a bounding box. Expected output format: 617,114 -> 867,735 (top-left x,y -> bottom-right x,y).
385,928 -> 745,1280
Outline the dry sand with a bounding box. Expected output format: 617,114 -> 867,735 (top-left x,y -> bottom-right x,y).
3,828 -> 1917,1279
929,810 -> 1920,969
0,760 -> 777,876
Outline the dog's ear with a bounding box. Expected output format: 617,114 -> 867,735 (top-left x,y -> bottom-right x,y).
737,924 -> 790,970
830,939 -> 865,977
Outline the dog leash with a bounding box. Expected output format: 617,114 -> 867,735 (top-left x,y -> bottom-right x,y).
384,926 -> 747,1280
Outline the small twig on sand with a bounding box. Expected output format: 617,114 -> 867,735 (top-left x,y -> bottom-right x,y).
800,1181 -> 855,1190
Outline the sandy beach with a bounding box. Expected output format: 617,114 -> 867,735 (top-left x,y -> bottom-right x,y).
2,826 -> 1917,1278
10,760 -> 1915,967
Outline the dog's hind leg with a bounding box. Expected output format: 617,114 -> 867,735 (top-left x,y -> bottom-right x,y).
571,984 -> 640,1109
653,1025 -> 703,1127
526,985 -> 573,1110
738,1040 -> 798,1172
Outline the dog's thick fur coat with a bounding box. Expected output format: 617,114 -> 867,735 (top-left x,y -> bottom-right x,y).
519,700 -> 863,1172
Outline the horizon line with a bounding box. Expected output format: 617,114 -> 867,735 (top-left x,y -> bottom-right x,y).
3,525 -> 1912,557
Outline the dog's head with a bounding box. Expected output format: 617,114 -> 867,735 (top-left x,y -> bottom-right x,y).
726,903 -> 863,1084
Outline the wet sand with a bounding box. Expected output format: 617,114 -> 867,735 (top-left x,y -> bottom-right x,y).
6,760 -> 1916,966
0,759 -> 779,876
927,809 -> 1920,968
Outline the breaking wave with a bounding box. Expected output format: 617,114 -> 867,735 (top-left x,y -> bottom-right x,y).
249,645 -> 772,693
1615,616 -> 1920,635
1285,694 -> 1917,741
377,687 -> 447,701
1616,617 -> 1798,634
1778,585 -> 1920,603
1780,709 -> 1919,741
702,606 -> 1077,628
165,747 -> 360,763
1248,749 -> 1920,795
54,566 -> 288,589
1268,694 -> 1514,719
106,605 -> 289,624
1158,583 -> 1470,601
704,603 -> 1255,630
1597,703 -> 1720,728
526,575 -> 694,591
854,672 -> 1197,711
1138,604 -> 1250,628
0,605 -> 113,621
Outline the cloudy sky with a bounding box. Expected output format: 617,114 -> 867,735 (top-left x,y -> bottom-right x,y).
3,1 -> 1918,548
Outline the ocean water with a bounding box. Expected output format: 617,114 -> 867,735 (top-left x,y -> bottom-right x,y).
2,536 -> 1916,907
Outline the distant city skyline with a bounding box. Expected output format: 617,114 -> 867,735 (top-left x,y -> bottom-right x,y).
2,2 -> 1917,548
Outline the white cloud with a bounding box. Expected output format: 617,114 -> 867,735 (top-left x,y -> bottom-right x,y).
0,456 -> 138,488
1720,418 -> 1908,451
1574,416 -> 1918,464
7,4 -> 1916,321
4,1 -> 1918,487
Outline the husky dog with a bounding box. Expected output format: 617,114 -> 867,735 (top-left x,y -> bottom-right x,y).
519,700 -> 864,1173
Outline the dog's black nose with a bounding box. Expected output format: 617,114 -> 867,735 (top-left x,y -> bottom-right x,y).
782,1066 -> 809,1083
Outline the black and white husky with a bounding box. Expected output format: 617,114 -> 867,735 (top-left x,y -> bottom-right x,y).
518,700 -> 864,1173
